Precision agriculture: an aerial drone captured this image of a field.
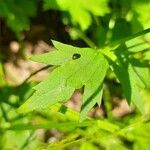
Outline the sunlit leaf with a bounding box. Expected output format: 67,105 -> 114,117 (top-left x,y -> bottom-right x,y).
44,0 -> 110,30
19,41 -> 108,121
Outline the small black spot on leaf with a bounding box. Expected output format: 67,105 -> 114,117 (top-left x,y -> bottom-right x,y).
72,53 -> 81,60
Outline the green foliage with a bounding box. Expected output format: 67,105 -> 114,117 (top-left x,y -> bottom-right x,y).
0,0 -> 37,37
18,40 -> 109,120
0,0 -> 149,39
0,62 -> 5,87
19,29 -> 150,121
0,0 -> 150,149
132,0 -> 150,29
44,0 -> 110,30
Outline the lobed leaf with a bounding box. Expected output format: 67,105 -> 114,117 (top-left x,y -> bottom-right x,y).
80,54 -> 108,120
19,29 -> 150,119
19,41 -> 108,120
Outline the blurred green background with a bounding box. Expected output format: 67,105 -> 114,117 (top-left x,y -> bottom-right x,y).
0,0 -> 150,149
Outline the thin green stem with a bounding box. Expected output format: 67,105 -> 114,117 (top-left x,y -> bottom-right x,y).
103,84 -> 113,119
71,28 -> 97,48
0,104 -> 9,122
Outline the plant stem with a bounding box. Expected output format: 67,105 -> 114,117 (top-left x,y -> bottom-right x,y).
71,28 -> 97,48
21,65 -> 52,85
103,84 -> 113,119
0,104 -> 9,122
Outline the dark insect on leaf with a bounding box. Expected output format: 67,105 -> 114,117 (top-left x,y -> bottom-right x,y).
72,53 -> 81,60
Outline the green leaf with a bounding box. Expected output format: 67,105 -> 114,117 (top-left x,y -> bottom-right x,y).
31,40 -> 96,66
128,64 -> 146,113
108,28 -> 150,51
44,0 -> 110,30
111,59 -> 149,114
0,0 -> 37,37
131,66 -> 150,89
80,54 -> 108,120
128,65 -> 150,114
80,142 -> 99,150
110,60 -> 131,103
0,62 -> 6,87
18,84 -> 74,113
132,0 -> 150,29
125,33 -> 150,52
108,28 -> 150,114
19,41 -> 108,120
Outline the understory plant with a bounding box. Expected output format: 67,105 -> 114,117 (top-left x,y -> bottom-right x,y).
19,29 -> 150,121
